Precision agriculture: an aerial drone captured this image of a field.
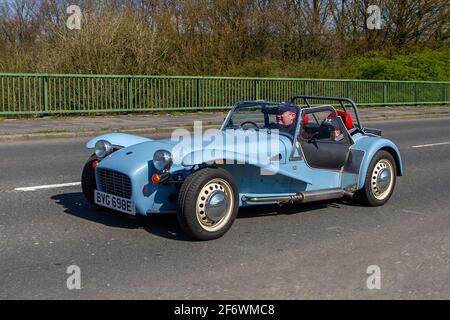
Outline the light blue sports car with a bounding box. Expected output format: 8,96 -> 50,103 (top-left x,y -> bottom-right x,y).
82,95 -> 402,240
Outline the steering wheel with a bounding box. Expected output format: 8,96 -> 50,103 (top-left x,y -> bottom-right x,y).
316,118 -> 335,139
240,121 -> 259,130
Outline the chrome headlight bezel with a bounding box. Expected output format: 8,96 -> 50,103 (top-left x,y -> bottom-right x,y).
95,140 -> 113,159
153,149 -> 173,171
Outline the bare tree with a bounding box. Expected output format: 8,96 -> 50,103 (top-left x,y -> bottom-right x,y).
0,0 -> 447,75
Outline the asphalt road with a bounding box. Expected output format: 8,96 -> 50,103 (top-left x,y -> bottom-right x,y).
0,117 -> 449,299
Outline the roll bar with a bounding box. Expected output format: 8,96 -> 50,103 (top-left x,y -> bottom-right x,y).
290,95 -> 362,129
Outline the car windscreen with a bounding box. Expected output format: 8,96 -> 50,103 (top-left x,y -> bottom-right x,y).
223,102 -> 300,140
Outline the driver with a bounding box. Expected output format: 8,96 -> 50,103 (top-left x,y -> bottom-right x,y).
276,104 -> 298,136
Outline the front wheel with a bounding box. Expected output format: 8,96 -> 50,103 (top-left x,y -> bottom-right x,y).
177,167 -> 239,240
81,154 -> 99,207
355,151 -> 397,206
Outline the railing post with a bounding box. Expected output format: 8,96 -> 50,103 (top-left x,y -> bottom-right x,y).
383,82 -> 387,104
196,78 -> 200,108
446,83 -> 449,103
443,83 -> 446,103
43,75 -> 49,114
254,80 -> 260,100
127,77 -> 133,110
414,82 -> 418,104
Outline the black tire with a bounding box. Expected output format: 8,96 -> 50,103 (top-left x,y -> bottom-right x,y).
177,167 -> 239,241
355,150 -> 397,206
81,154 -> 100,207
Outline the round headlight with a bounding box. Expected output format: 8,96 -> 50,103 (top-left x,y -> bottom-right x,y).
95,140 -> 113,158
153,150 -> 172,171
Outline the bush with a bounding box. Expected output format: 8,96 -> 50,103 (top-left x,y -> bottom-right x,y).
347,48 -> 450,81
218,48 -> 450,81
222,59 -> 344,78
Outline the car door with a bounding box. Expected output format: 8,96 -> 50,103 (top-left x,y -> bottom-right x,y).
298,106 -> 353,171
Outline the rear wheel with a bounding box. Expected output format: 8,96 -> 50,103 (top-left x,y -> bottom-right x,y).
177,167 -> 239,240
81,154 -> 99,207
355,151 -> 397,206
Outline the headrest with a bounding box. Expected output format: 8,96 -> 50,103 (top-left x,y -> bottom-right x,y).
327,111 -> 353,130
303,114 -> 309,125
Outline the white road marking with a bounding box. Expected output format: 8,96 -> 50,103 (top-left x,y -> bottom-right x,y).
14,182 -> 81,192
402,209 -> 425,215
412,141 -> 450,148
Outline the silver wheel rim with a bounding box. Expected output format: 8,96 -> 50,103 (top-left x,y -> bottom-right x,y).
371,159 -> 394,200
196,178 -> 234,232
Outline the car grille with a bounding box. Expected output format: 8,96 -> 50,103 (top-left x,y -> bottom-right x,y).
97,168 -> 132,199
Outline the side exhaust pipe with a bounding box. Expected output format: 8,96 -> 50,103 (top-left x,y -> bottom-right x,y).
242,188 -> 345,204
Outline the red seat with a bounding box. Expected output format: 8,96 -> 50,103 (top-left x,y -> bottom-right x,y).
303,114 -> 309,125
328,111 -> 353,130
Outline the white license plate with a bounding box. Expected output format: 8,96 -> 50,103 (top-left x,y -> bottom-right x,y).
94,190 -> 135,215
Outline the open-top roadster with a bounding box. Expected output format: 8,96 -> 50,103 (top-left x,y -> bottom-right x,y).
82,95 -> 402,240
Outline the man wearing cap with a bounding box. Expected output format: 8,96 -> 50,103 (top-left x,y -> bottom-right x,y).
276,104 -> 298,137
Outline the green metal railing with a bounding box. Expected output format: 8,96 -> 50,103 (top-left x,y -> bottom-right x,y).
0,73 -> 448,115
